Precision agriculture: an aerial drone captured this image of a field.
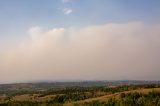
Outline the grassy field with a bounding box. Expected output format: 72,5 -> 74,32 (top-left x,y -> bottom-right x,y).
64,88 -> 160,106
0,83 -> 160,105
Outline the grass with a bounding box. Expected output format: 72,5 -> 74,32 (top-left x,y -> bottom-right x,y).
64,88 -> 160,106
1,86 -> 160,106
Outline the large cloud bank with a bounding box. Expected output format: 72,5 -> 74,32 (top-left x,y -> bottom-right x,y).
1,22 -> 160,83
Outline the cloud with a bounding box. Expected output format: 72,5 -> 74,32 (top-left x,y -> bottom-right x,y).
63,8 -> 73,15
1,22 -> 160,83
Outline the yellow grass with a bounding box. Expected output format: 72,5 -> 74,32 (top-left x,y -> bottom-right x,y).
64,88 -> 160,106
11,94 -> 56,102
1,88 -> 160,106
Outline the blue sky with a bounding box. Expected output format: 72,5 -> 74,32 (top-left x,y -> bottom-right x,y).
0,0 -> 160,40
1,0 -> 160,83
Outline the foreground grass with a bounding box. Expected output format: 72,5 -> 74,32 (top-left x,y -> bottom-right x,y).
0,84 -> 160,106
66,88 -> 160,106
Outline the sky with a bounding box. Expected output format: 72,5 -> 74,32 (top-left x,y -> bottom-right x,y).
0,0 -> 160,83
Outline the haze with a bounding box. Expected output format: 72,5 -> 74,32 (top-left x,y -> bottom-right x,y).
0,0 -> 160,83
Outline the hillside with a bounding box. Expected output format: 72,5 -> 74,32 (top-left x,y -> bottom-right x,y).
0,82 -> 160,106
